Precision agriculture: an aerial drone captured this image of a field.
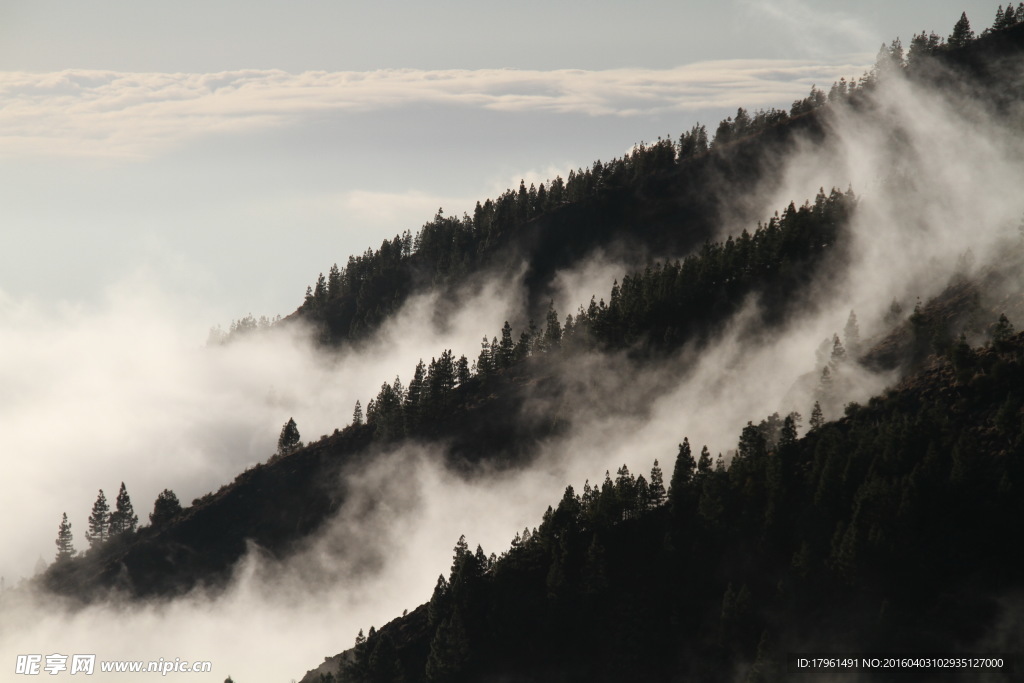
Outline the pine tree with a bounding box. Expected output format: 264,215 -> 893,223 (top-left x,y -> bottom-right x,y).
669,438 -> 696,509
780,412 -> 800,446
327,263 -> 342,296
810,401 -> 825,430
55,513 -> 74,562
109,482 -> 138,536
949,12 -> 975,48
648,459 -> 666,506
615,465 -> 637,516
829,334 -> 846,371
352,400 -> 364,426
277,417 -> 302,456
428,575 -> 450,627
991,313 -> 1015,349
476,337 -> 493,377
86,489 -> 110,548
844,310 -> 860,356
455,355 -> 471,386
497,322 -> 515,368
149,489 -> 182,528
635,474 -> 651,511
816,366 -> 834,406
697,446 -> 713,476
406,359 -> 427,427
543,302 -> 562,351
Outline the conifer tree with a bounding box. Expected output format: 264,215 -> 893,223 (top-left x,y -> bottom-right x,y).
648,459 -> 666,506
615,465 -> 637,515
476,337 -> 493,377
277,417 -> 302,456
669,438 -> 696,509
829,334 -> 846,371
697,446 -> 713,476
55,513 -> 75,562
150,489 -> 182,528
428,575 -> 450,628
844,310 -> 860,356
780,412 -> 800,447
109,482 -> 138,536
352,400 -> 364,426
455,355 -> 471,386
326,263 -> 342,296
991,313 -> 1015,349
542,302 -> 562,351
810,401 -> 825,430
406,360 -> 427,426
497,321 -> 515,368
949,12 -> 975,47
635,474 -> 651,511
816,366 -> 834,406
86,489 -> 110,548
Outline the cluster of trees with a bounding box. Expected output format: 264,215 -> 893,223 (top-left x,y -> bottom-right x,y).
208,314 -> 282,345
265,76 -> 858,352
327,325 -> 1024,681
810,310 -> 861,422
869,6 -> 1024,73
350,351 -> 473,442
53,484 -> 183,563
340,186 -> 856,451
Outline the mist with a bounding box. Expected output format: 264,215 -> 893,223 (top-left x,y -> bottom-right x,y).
2,57 -> 1023,682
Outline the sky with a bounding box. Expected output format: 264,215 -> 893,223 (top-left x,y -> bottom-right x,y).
0,0 -> 1000,323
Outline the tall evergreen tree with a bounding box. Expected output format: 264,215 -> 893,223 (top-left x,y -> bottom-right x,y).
669,438 -> 696,509
55,513 -> 74,562
406,359 -> 428,426
352,400 -> 364,426
829,334 -> 846,371
542,302 -> 562,351
810,401 -> 825,430
455,355 -> 471,386
109,482 -> 138,536
648,460 -> 666,506
149,489 -> 182,528
844,310 -> 860,356
277,417 -> 302,456
949,12 -> 975,48
497,322 -> 515,368
85,489 -> 110,548
476,337 -> 493,377
697,445 -> 713,476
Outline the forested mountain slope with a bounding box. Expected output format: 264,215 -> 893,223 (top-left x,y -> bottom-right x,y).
41,185 -> 857,600
307,329 -> 1024,683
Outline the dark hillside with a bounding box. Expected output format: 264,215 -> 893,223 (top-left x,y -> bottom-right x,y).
283,106 -> 830,347
306,331 -> 1024,683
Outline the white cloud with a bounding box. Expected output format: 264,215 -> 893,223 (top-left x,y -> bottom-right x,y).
0,60 -> 870,159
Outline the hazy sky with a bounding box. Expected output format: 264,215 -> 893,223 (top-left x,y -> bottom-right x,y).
0,0 -> 999,324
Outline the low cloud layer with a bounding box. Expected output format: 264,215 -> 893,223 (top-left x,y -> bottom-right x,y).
0,61 -> 868,158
